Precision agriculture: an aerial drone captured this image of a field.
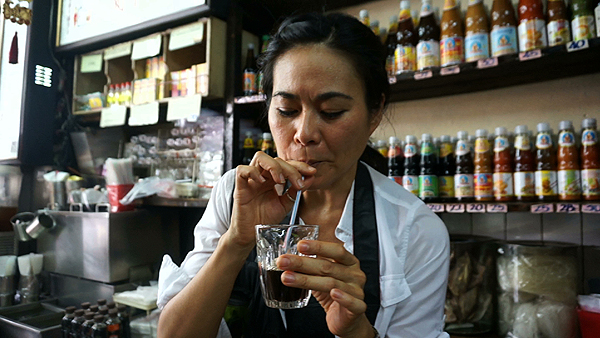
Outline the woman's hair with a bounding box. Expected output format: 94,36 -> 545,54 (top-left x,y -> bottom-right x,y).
259,12 -> 390,115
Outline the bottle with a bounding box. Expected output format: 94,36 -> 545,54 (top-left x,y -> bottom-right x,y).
491,0 -> 519,56
439,135 -> 456,200
261,132 -> 275,157
388,136 -> 404,185
465,0 -> 491,62
241,132 -> 255,165
455,131 -> 475,201
535,123 -> 558,200
107,302 -> 116,311
89,305 -> 99,314
396,1 -> 419,73
70,309 -> 86,338
81,312 -> 96,338
92,315 -> 108,338
386,15 -> 399,77
359,9 -> 370,27
97,299 -> 108,312
494,127 -> 514,201
376,139 -> 388,158
440,0 -> 465,66
514,125 -> 536,200
380,27 -> 388,44
121,82 -> 132,105
557,120 -> 581,200
107,85 -> 115,107
106,309 -> 122,338
113,84 -> 121,106
419,133 -> 439,201
572,0 -> 597,40
370,19 -> 380,36
474,129 -> 493,201
547,0 -> 572,46
62,306 -> 76,338
518,0 -> 548,51
581,118 -> 600,200
243,44 -> 257,96
416,0 -> 441,71
117,305 -> 130,338
403,135 -> 421,195
81,302 -> 91,311
99,308 -> 109,322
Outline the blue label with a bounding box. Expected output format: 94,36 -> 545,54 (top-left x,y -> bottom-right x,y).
491,26 -> 518,56
465,33 -> 490,62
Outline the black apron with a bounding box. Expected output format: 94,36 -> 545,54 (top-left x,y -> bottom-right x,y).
229,162 -> 380,337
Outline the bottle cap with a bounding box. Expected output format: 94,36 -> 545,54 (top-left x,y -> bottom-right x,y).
117,305 -> 127,312
74,309 -> 85,316
495,127 -> 507,136
107,302 -> 116,309
475,129 -> 488,138
389,15 -> 398,23
245,131 -> 253,138
262,35 -> 270,41
370,20 -> 379,28
248,43 -> 255,50
421,133 -> 432,142
387,137 -> 399,145
537,122 -> 551,133
65,306 -> 76,314
440,135 -> 451,143
559,120 -> 573,131
109,309 -> 118,317
400,0 -> 411,10
262,132 -> 272,140
94,315 -> 104,323
99,309 -> 108,315
84,312 -> 95,320
582,118 -> 597,129
359,9 -> 369,18
89,305 -> 99,312
405,135 -> 417,144
457,131 -> 468,140
97,299 -> 107,306
380,27 -> 387,35
514,125 -> 528,135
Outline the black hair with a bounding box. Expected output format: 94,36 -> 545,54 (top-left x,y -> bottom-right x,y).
259,12 -> 390,115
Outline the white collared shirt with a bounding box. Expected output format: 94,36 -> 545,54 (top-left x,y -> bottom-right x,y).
158,164 -> 450,338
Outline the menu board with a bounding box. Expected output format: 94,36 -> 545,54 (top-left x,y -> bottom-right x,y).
57,0 -> 206,46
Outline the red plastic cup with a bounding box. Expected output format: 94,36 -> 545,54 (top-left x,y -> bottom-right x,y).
578,307 -> 600,338
106,184 -> 134,212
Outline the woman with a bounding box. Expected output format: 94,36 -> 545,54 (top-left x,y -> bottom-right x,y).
157,13 -> 449,338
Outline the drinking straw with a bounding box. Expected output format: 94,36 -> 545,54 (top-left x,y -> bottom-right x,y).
283,177 -> 303,253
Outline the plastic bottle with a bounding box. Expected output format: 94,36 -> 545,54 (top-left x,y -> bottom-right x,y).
386,15 -> 399,77
440,0 -> 465,66
535,122 -> 558,200
243,44 -> 257,96
396,1 -> 418,73
571,0 -> 597,40
491,0 -> 519,56
417,0 -> 441,70
474,129 -> 493,201
419,134 -> 439,201
403,135 -> 420,195
514,125 -> 536,200
70,309 -> 86,338
92,315 -> 108,338
242,132 -> 255,165
106,309 -> 121,338
261,132 -> 275,157
547,0 -> 572,46
518,0 -> 548,51
62,306 -> 76,338
557,120 -> 581,200
439,135 -> 456,200
81,312 -> 95,338
376,139 -> 388,158
359,9 -> 370,26
455,131 -> 475,201
117,305 -> 130,338
493,127 -> 514,201
581,118 -> 600,200
388,136 -> 404,185
465,0 -> 491,62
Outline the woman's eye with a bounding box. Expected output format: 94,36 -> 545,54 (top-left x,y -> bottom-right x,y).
321,110 -> 346,119
276,108 -> 298,117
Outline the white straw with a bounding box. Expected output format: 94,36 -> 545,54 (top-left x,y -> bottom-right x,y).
283,177 -> 303,253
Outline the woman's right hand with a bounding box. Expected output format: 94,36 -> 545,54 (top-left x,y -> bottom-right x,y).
226,151 -> 317,250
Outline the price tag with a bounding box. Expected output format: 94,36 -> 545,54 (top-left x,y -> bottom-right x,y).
440,66 -> 460,76
131,34 -> 162,60
487,204 -> 508,213
80,53 -> 103,73
169,22 -> 204,51
100,105 -> 127,128
477,57 -> 498,69
414,70 -> 433,80
427,203 -> 445,213
556,203 -> 580,213
388,76 -> 397,84
567,39 -> 589,52
167,94 -> 202,121
531,203 -> 554,213
104,42 -> 132,60
446,203 -> 465,213
467,203 -> 486,213
129,102 -> 159,126
582,204 -> 600,214
519,49 -> 542,61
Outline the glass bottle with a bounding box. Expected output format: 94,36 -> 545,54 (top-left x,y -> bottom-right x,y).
474,129 -> 493,201
455,131 -> 475,201
440,0 -> 465,66
419,133 -> 439,201
403,135 -> 421,195
581,118 -> 600,200
388,136 -> 404,185
243,44 -> 257,96
396,0 -> 418,73
557,120 -> 581,200
493,127 -> 514,201
535,122 -> 558,201
491,0 -> 519,56
547,0 -> 572,46
416,0 -> 441,70
465,0 -> 491,62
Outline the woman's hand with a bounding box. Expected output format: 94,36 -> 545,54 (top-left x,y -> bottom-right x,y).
227,151 -> 316,251
277,240 -> 374,337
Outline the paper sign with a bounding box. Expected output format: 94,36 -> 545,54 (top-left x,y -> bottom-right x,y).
477,57 -> 498,69
132,34 -> 162,61
440,66 -> 460,76
414,70 -> 433,80
487,204 -> 508,213
427,204 -> 445,213
582,204 -> 600,214
446,203 -> 465,213
100,105 -> 127,128
129,102 -> 159,126
80,54 -> 103,73
167,94 -> 202,121
531,203 -> 554,213
566,39 -> 589,52
519,49 -> 542,61
556,203 -> 580,213
104,42 -> 132,60
467,203 -> 486,213
169,22 -> 204,51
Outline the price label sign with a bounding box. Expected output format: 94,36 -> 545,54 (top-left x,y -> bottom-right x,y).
427,203 -> 445,213
582,204 -> 600,214
100,105 -> 127,128
556,203 -> 580,213
414,70 -> 433,80
487,204 -> 508,213
446,203 -> 465,213
467,203 -> 486,213
566,39 -> 589,52
531,203 -> 554,213
388,76 -> 397,84
519,49 -> 542,61
477,57 -> 498,69
440,66 -> 460,76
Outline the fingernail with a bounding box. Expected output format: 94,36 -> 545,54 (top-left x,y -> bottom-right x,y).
296,178 -> 305,188
258,175 -> 266,183
309,166 -> 317,171
298,242 -> 309,252
331,289 -> 343,299
277,257 -> 290,268
282,272 -> 295,283
279,173 -> 286,184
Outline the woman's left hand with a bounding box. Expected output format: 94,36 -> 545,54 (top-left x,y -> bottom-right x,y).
277,240 -> 373,337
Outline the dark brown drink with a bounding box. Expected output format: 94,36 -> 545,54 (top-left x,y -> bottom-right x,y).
261,268 -> 308,302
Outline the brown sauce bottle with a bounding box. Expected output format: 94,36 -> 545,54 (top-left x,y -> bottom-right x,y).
440,0 -> 465,66
514,125 -> 536,201
474,129 -> 493,201
494,127 -> 514,201
557,120 -> 581,200
396,1 -> 419,73
547,0 -> 572,46
581,118 -> 600,200
491,0 -> 519,56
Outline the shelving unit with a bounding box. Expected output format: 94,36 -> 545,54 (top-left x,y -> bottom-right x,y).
425,201 -> 600,214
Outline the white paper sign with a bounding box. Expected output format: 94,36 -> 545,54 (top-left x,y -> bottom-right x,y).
582,204 -> 600,214
427,203 -> 445,213
446,203 -> 465,213
129,102 -> 159,126
80,54 -> 103,73
477,57 -> 498,69
100,105 -> 127,128
531,203 -> 554,213
467,203 -> 486,213
414,70 -> 433,80
487,204 -> 508,213
169,22 -> 204,51
104,42 -> 132,60
167,94 -> 202,121
566,39 -> 589,52
132,34 -> 162,61
556,203 -> 580,213
440,66 -> 460,76
519,49 -> 542,61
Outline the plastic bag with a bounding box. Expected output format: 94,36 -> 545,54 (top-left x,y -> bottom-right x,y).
119,177 -> 177,205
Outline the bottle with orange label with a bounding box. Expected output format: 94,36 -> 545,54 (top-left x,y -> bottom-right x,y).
388,136 -> 404,185
440,0 -> 464,67
547,0 -> 572,46
535,123 -> 558,200
455,131 -> 475,201
243,44 -> 257,96
416,0 -> 441,71
581,118 -> 600,200
474,129 -> 493,201
518,0 -> 548,51
557,120 -> 581,200
491,0 -> 519,56
465,0 -> 491,62
494,127 -> 514,201
439,135 -> 456,200
514,125 -> 536,200
396,1 -> 419,73
403,135 -> 421,195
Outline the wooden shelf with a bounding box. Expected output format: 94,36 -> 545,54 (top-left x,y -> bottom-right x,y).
140,195 -> 209,208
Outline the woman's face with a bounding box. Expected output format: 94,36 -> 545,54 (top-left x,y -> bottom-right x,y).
268,44 -> 382,190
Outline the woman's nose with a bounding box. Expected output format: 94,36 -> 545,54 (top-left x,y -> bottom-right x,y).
293,110 -> 321,146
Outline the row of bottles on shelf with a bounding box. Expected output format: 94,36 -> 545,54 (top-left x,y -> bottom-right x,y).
107,82 -> 132,106
241,132 -> 276,164
382,118 -> 599,202
61,299 -> 130,338
359,0 -> 599,75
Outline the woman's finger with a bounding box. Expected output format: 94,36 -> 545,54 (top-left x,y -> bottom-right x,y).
277,255 -> 361,284
280,271 -> 364,300
236,165 -> 267,184
250,152 -> 287,184
297,240 -> 359,267
330,288 -> 368,315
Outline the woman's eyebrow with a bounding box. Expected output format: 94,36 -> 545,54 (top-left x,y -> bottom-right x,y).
273,91 -> 298,100
273,91 -> 353,101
